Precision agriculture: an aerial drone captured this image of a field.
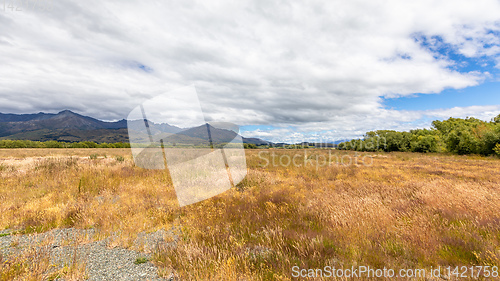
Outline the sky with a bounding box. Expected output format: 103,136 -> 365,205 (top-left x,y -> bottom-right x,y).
0,0 -> 500,142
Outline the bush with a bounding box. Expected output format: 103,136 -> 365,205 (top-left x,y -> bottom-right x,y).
244,143 -> 257,149
44,141 -> 64,148
494,143 -> 500,157
339,116 -> 500,156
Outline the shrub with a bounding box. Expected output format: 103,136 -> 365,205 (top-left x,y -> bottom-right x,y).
494,143 -> 500,157
134,257 -> 148,264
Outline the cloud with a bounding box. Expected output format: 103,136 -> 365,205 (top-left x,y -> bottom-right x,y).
241,105 -> 500,143
0,0 -> 499,141
424,105 -> 500,120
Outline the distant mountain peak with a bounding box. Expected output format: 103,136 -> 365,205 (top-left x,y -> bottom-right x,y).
57,110 -> 78,115
0,110 -> 271,145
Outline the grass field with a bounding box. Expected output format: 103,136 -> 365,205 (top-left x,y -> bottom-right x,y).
0,148 -> 499,280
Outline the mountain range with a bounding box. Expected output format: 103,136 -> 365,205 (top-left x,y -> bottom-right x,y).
0,110 -> 270,145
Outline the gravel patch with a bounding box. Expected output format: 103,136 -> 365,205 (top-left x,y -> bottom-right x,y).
0,227 -> 180,280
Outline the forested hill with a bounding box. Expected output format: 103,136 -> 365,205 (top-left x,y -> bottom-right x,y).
0,110 -> 270,145
339,114 -> 500,156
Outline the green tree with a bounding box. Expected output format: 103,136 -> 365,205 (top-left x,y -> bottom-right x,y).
492,114 -> 500,124
494,143 -> 500,157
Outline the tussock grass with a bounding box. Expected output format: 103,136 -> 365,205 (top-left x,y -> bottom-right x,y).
0,148 -> 178,247
0,149 -> 499,280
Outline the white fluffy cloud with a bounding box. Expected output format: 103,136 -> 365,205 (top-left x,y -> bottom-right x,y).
240,105 -> 500,143
0,0 -> 499,141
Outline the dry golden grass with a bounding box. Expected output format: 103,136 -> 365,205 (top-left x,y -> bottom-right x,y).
0,148 -> 499,280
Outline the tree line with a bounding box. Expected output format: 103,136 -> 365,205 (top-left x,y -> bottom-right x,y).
338,114 -> 500,156
0,140 -> 130,148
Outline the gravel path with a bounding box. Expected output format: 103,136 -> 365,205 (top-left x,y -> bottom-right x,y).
0,227 -> 179,280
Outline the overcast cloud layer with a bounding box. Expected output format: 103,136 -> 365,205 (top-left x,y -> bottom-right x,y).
1,0 -> 500,141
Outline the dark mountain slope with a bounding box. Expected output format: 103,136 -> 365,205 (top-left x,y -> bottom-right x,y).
0,110 -> 270,145
0,112 -> 56,122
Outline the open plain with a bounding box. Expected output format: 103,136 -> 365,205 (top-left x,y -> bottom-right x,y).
0,148 -> 499,280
